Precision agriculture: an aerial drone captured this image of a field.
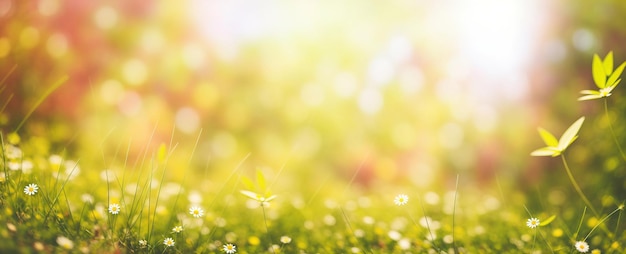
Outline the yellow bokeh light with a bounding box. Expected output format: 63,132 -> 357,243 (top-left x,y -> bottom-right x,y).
0,37 -> 10,58
192,83 -> 219,110
38,0 -> 59,16
93,6 -> 118,30
122,59 -> 148,86
100,79 -> 125,105
46,33 -> 68,58
19,27 -> 39,49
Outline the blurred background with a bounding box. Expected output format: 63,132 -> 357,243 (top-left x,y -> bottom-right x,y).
1,0 -> 625,202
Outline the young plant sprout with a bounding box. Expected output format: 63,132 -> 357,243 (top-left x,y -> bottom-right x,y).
531,117 -> 598,216
578,51 -> 625,101
530,116 -> 584,157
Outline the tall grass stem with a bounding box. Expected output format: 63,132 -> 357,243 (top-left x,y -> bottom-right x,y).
560,155 -> 598,216
604,99 -> 626,161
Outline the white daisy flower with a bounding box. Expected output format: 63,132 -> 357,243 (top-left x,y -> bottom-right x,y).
280,236 -> 292,244
163,237 -> 175,247
108,203 -> 121,215
526,218 -> 540,228
189,206 -> 205,218
24,183 -> 39,195
56,236 -> 74,250
172,225 -> 183,233
394,194 -> 408,206
575,241 -> 589,253
223,243 -> 237,253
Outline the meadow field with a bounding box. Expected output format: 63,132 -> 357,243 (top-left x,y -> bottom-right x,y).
0,0 -> 625,253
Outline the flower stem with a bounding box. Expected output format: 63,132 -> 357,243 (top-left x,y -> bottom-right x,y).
417,195 -> 442,252
561,155 -> 598,217
262,205 -> 276,254
452,174 -> 460,254
604,99 -> 626,161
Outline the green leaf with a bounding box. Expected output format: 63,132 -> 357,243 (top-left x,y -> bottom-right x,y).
538,128 -> 558,147
603,51 -> 614,76
606,62 -> 625,88
240,190 -> 261,201
241,176 -> 255,191
540,215 -> 557,226
265,195 -> 277,202
579,90 -> 600,95
578,94 -> 603,101
593,54 -> 606,88
530,147 -> 560,157
606,79 -> 621,93
558,117 -> 585,151
157,143 -> 167,163
256,169 -> 267,192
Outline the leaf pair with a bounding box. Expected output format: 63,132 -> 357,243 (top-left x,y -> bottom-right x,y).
531,117 -> 585,157
240,169 -> 276,205
579,51 -> 625,101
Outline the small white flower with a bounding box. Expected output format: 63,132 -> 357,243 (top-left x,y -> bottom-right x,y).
138,239 -> 147,248
108,203 -> 121,215
21,160 -> 33,174
56,236 -> 74,250
223,243 -> 237,253
5,145 -> 23,160
526,218 -> 540,228
63,160 -> 80,180
280,236 -> 292,244
163,237 -> 175,247
24,183 -> 38,195
8,161 -> 20,171
49,155 -> 63,165
189,206 -> 205,218
394,194 -> 408,206
575,241 -> 589,253
172,225 -> 183,233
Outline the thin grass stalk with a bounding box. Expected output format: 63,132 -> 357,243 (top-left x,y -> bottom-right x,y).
418,195 -> 442,252
561,155 -> 598,216
452,174 -> 460,254
604,99 -> 626,161
262,205 -> 276,254
15,76 -> 68,132
583,206 -> 623,241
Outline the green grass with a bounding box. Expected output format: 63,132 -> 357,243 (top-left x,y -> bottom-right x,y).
0,55 -> 625,253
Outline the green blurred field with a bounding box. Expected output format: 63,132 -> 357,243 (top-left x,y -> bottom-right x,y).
0,0 -> 625,253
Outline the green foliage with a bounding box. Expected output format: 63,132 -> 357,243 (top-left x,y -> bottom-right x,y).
531,116 -> 584,157
580,51 -> 626,101
539,215 -> 556,226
